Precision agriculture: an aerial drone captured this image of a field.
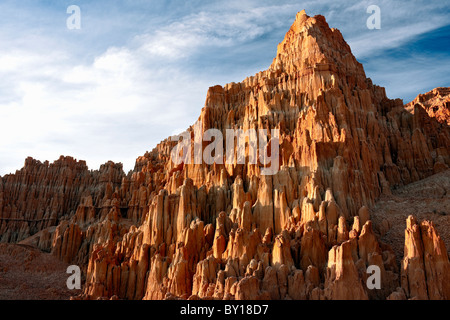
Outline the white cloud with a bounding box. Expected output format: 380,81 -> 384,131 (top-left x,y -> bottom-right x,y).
0,0 -> 448,176
348,20 -> 447,58
138,4 -> 299,60
0,2 -> 303,175
0,39 -> 207,175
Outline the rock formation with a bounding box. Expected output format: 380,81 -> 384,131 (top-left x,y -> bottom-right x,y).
0,10 -> 449,300
0,156 -> 124,244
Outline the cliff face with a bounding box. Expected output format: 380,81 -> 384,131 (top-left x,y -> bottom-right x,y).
0,156 -> 124,244
0,10 -> 449,300
406,87 -> 450,126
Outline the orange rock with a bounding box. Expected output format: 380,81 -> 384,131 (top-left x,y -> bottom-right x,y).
0,10 -> 449,301
401,216 -> 450,300
325,240 -> 368,300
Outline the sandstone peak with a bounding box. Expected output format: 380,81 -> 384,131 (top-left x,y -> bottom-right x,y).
291,10 -> 309,31
271,10 -> 364,81
0,10 -> 449,301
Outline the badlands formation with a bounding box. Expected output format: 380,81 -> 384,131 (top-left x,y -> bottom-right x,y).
0,11 -> 449,300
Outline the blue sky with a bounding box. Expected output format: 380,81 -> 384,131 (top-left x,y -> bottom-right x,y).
0,0 -> 449,175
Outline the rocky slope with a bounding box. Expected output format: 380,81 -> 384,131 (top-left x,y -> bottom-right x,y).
0,10 -> 449,300
0,243 -> 82,300
0,156 -> 124,244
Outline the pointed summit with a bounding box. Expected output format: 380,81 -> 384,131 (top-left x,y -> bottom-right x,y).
270,10 -> 365,82
1,8 -> 449,302
291,9 -> 309,33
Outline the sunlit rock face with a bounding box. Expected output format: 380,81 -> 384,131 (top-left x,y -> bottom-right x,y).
1,10 -> 449,300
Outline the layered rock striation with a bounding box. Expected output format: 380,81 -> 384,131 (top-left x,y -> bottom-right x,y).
0,10 -> 449,300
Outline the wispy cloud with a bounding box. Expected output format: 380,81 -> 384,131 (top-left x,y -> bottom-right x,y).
0,0 -> 449,175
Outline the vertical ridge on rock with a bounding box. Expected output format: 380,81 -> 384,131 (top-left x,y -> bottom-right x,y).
1,10 -> 449,300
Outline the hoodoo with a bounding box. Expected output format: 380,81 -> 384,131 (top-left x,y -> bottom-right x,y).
0,11 -> 449,300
